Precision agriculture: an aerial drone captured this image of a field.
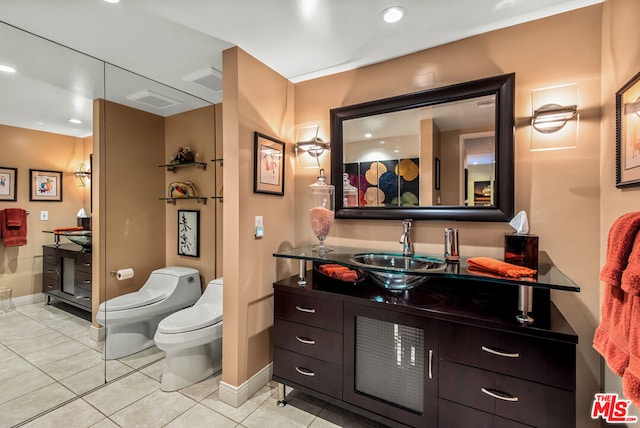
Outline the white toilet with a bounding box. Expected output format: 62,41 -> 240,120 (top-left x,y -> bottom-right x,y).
97,266 -> 201,360
154,277 -> 223,391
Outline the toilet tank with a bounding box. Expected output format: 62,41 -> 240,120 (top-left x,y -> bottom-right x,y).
200,277 -> 223,308
143,266 -> 201,304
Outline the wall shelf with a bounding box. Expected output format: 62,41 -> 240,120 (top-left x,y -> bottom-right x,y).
160,197 -> 208,205
159,162 -> 207,172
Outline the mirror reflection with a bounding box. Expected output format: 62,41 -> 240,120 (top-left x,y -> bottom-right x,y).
0,21 -> 215,426
342,95 -> 496,208
331,73 -> 515,222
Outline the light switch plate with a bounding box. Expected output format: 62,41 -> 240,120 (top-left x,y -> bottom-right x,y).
255,216 -> 264,238
40,211 -> 48,221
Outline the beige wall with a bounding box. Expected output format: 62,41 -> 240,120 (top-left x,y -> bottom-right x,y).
221,47 -> 296,387
164,105 -> 219,283
0,124 -> 88,298
600,0 -> 640,416
294,5 -> 602,426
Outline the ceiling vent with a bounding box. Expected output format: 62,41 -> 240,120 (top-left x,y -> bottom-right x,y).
182,67 -> 222,93
126,90 -> 182,109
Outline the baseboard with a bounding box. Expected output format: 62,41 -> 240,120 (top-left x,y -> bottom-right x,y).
10,292 -> 46,308
89,325 -> 105,342
219,363 -> 273,408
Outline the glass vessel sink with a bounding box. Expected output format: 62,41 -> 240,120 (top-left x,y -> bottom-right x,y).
63,231 -> 92,251
351,253 -> 446,292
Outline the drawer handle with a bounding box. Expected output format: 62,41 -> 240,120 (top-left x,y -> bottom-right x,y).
481,387 -> 519,402
83,262 -> 91,267
428,349 -> 433,379
83,280 -> 91,284
46,285 -> 54,289
295,305 -> 316,314
296,336 -> 316,345
47,269 -> 55,274
481,346 -> 520,358
295,366 -> 315,377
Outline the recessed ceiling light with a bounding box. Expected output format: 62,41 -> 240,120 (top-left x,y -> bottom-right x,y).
0,65 -> 16,74
104,0 -> 121,4
364,133 -> 372,138
69,118 -> 82,124
382,6 -> 405,24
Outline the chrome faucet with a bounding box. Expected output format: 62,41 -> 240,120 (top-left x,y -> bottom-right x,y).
399,219 -> 414,257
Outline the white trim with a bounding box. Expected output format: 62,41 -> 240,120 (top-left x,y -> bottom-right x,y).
219,363 -> 272,408
10,292 -> 46,307
89,325 -> 105,342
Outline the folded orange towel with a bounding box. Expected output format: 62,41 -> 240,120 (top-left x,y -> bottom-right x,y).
466,257 -> 536,278
53,226 -> 84,234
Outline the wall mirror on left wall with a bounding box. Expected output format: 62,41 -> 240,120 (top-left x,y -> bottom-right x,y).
0,21 -> 215,427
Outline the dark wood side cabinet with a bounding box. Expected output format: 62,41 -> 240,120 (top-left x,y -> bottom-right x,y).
273,273 -> 577,428
42,244 -> 92,311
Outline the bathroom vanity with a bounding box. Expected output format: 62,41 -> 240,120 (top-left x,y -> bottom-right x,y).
42,244 -> 92,311
272,246 -> 578,428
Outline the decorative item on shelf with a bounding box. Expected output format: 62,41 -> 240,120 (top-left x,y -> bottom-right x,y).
309,169 -> 334,254
170,146 -> 195,165
169,181 -> 198,198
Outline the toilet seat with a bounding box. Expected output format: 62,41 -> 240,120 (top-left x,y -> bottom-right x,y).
99,289 -> 168,311
157,303 -> 222,334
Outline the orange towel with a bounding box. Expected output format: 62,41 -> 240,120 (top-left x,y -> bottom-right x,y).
593,212 -> 640,396
601,212 -> 640,286
0,208 -> 27,247
53,226 -> 84,234
466,257 -> 536,278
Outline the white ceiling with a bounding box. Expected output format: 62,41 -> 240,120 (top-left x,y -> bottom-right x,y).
0,0 -> 602,137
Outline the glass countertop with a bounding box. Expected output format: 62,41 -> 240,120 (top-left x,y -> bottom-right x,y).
273,245 -> 580,292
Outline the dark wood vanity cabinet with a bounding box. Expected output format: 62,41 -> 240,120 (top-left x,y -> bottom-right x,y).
42,244 -> 92,311
273,274 -> 577,428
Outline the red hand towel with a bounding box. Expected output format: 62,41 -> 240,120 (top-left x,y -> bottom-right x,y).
621,231 -> 640,295
623,294 -> 640,407
4,208 -> 25,227
0,209 -> 27,247
600,212 -> 640,287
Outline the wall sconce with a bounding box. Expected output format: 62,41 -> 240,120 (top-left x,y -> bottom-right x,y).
73,162 -> 91,187
530,83 -> 579,151
295,125 -> 330,169
531,104 -> 577,134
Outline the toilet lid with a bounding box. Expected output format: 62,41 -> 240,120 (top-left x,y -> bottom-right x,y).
157,303 -> 222,334
99,289 -> 168,311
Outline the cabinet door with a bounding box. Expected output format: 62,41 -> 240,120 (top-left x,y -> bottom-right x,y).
343,302 -> 437,427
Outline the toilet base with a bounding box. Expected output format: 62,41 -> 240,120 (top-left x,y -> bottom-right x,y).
160,341 -> 222,391
103,322 -> 158,360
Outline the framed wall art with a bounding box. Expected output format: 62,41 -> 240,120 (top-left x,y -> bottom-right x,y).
0,167 -> 17,202
616,70 -> 640,187
29,169 -> 62,202
254,132 -> 285,196
178,209 -> 200,257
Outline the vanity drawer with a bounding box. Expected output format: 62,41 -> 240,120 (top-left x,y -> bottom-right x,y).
43,262 -> 60,281
75,270 -> 92,290
439,360 -> 574,428
274,289 -> 343,332
439,322 -> 575,390
43,246 -> 58,263
273,319 -> 342,365
273,347 -> 342,399
42,277 -> 59,295
439,399 -> 533,428
76,252 -> 92,273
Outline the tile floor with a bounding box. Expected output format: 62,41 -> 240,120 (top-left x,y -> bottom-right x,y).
0,302 -> 387,428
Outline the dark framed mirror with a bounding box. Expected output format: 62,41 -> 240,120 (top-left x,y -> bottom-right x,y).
330,73 -> 515,221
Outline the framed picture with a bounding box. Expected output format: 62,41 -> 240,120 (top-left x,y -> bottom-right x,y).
177,210 -> 200,257
616,70 -> 640,187
254,132 -> 285,196
30,169 -> 62,202
0,167 -> 17,201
